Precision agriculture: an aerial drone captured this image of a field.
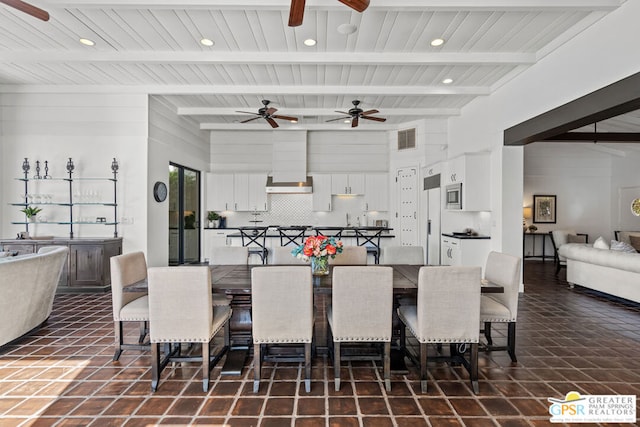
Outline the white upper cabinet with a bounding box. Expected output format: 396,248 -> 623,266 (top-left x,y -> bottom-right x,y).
312,174 -> 332,211
444,152 -> 490,211
234,173 -> 268,211
364,173 -> 389,211
206,173 -> 234,212
331,173 -> 365,195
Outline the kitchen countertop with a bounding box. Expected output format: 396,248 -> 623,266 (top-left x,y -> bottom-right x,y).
442,233 -> 491,240
221,226 -> 395,239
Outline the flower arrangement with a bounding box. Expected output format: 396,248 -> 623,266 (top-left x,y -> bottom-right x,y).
291,235 -> 343,275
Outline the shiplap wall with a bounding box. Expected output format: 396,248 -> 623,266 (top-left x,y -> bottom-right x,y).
210,130 -> 388,174
0,93 -> 148,253
148,96 -> 210,266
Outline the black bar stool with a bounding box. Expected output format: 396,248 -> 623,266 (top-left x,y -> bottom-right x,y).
238,226 -> 269,264
277,226 -> 308,247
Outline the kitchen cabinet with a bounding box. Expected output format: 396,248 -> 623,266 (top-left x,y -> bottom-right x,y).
207,173 -> 234,211
364,173 -> 388,211
331,173 -> 365,195
0,238 -> 122,292
203,229 -> 235,260
234,173 -> 267,211
441,236 -> 490,274
444,152 -> 490,211
312,174 -> 333,211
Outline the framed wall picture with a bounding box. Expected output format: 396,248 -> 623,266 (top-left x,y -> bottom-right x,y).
533,195 -> 556,224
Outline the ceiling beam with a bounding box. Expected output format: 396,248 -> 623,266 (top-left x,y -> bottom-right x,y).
46,0 -> 621,11
543,132 -> 640,142
504,71 -> 640,146
179,107 -> 460,116
200,122 -> 399,131
0,84 -> 489,96
0,51 -> 534,66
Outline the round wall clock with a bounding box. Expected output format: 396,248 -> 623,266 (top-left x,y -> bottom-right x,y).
153,181 -> 167,202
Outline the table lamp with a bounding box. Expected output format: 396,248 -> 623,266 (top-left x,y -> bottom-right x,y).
523,206 -> 533,229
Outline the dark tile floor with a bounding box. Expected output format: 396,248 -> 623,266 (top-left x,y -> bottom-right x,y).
1,260 -> 639,426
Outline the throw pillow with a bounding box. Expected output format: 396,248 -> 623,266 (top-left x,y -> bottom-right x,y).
629,235 -> 640,252
567,234 -> 587,244
592,236 -> 609,250
610,240 -> 638,253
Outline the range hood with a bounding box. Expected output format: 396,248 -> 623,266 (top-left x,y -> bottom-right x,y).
265,176 -> 313,194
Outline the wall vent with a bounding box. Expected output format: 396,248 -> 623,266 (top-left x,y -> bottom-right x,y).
398,128 -> 416,150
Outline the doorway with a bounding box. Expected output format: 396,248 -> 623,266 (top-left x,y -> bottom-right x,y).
168,163 -> 201,265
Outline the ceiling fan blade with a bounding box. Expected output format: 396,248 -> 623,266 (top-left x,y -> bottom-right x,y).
236,111 -> 260,115
0,0 -> 49,21
335,110 -> 350,115
351,117 -> 359,128
240,116 -> 262,123
326,116 -> 350,122
266,118 -> 279,128
338,0 -> 369,13
272,114 -> 298,122
361,109 -> 379,116
288,0 -> 305,27
266,107 -> 278,115
361,116 -> 387,122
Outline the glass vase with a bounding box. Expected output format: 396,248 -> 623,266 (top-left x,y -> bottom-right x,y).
311,256 -> 329,276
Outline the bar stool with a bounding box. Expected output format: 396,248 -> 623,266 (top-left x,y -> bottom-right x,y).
239,226 -> 269,264
277,226 -> 308,246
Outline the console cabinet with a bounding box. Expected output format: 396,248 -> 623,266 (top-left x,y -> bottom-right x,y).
0,237 -> 122,292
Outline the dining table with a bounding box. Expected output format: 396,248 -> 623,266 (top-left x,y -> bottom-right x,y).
130,264 -> 502,375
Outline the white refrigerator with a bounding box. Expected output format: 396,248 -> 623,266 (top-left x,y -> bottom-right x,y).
424,175 -> 441,265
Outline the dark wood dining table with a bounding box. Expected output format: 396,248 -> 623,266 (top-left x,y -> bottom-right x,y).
130,264 -> 502,375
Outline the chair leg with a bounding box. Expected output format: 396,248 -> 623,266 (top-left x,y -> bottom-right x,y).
253,343 -> 261,393
470,343 -> 479,394
304,342 -> 312,393
383,342 -> 391,392
419,342 -> 428,393
484,322 -> 493,346
151,343 -> 160,392
202,340 -> 211,392
138,321 -> 147,344
334,342 -> 341,392
113,321 -> 123,361
507,322 -> 517,363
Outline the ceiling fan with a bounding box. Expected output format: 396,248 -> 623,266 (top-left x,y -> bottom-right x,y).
0,0 -> 49,21
289,0 -> 369,27
326,100 -> 387,128
236,100 -> 299,129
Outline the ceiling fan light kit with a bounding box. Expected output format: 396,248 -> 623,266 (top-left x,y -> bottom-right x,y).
326,100 -> 387,128
236,100 -> 299,129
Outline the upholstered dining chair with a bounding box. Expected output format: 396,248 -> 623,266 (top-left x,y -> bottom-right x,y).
328,266 -> 394,391
379,245 -> 424,265
110,251 -> 150,361
329,245 -> 367,265
270,246 -> 308,265
210,246 -> 249,265
251,266 -> 314,392
480,251 -> 522,363
397,266 -> 481,393
147,266 -> 231,392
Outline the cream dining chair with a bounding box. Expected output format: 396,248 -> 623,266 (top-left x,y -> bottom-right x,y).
147,266 -> 231,392
480,251 -> 522,363
328,266 -> 394,391
210,246 -> 249,265
270,246 -> 308,265
329,245 -> 367,265
397,266 -> 481,393
110,251 -> 150,361
379,246 -> 424,265
251,266 -> 314,392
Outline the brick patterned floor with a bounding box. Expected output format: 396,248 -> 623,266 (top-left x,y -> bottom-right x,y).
0,260 -> 639,426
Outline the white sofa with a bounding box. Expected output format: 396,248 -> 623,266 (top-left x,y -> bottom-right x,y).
559,243 -> 640,303
0,246 -> 68,347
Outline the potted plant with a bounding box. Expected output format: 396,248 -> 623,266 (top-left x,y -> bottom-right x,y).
207,211 -> 220,228
20,206 -> 42,223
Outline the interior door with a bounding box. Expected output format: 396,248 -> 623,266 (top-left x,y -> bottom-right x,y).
168,163 -> 201,265
396,168 -> 418,246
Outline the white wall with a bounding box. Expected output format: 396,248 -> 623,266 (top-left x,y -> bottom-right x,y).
0,93 -> 148,253
447,0 -> 640,261
148,96 -> 210,267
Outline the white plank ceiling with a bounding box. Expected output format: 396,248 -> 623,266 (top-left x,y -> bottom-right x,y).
0,0 -> 632,130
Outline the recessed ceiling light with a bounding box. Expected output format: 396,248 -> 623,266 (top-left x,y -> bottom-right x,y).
442,78 -> 453,84
430,38 -> 445,47
79,38 -> 95,46
337,23 -> 357,35
303,38 -> 316,47
200,38 -> 214,47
